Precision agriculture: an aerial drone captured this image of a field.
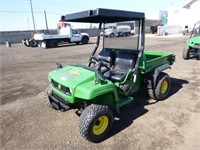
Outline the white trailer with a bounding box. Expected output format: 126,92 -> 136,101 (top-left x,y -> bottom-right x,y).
22,22 -> 89,48
104,25 -> 132,37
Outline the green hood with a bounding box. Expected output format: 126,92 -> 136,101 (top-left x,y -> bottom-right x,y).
48,65 -> 115,102
187,36 -> 200,48
48,65 -> 95,89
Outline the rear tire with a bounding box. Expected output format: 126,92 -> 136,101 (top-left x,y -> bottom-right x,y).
122,32 -> 126,37
78,104 -> 114,143
148,72 -> 171,100
29,39 -> 38,47
182,48 -> 190,60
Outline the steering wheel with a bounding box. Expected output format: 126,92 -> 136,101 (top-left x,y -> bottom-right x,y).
91,56 -> 99,62
90,56 -> 110,70
89,56 -> 99,67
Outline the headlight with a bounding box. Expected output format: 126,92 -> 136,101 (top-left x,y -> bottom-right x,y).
48,75 -> 51,82
188,41 -> 194,44
69,88 -> 73,94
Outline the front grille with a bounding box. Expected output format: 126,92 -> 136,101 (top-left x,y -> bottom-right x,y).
52,92 -> 68,105
52,79 -> 58,87
51,79 -> 71,95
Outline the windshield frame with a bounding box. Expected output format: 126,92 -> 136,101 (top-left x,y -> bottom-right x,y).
102,19 -> 142,51
191,21 -> 200,38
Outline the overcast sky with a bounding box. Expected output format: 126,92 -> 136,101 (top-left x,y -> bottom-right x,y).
0,0 -> 187,31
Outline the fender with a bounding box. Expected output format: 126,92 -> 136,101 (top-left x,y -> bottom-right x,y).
146,64 -> 171,88
153,64 -> 171,87
81,35 -> 89,40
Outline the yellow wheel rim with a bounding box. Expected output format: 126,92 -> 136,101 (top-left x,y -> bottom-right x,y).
161,80 -> 168,94
93,116 -> 109,135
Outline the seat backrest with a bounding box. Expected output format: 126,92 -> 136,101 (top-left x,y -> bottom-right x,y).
97,49 -> 114,66
114,51 -> 136,72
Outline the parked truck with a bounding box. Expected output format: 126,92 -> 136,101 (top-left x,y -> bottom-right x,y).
22,21 -> 89,48
104,25 -> 132,37
45,8 -> 175,142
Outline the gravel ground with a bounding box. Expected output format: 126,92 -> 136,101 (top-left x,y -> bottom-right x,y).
0,35 -> 200,150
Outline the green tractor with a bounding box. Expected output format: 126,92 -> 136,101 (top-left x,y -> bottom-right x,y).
183,20 -> 200,60
46,8 -> 175,142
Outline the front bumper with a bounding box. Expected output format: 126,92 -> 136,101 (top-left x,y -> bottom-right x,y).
47,90 -> 70,111
194,45 -> 200,50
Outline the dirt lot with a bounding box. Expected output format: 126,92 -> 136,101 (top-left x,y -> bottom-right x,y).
0,35 -> 200,150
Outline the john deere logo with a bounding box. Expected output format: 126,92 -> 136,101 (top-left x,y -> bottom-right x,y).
58,84 -> 61,89
69,70 -> 80,75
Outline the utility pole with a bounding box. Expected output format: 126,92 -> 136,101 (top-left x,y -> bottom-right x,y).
27,18 -> 30,30
44,10 -> 49,33
29,0 -> 36,32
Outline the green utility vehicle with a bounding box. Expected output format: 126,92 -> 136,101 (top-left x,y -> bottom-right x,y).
46,8 -> 175,142
183,20 -> 200,60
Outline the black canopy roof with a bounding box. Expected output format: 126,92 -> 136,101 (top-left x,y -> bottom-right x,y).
63,8 -> 145,23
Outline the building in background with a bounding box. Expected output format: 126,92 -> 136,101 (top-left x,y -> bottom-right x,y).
145,0 -> 200,35
158,0 -> 200,35
168,0 -> 200,28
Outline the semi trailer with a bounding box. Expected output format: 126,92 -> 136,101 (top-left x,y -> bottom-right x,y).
104,25 -> 132,37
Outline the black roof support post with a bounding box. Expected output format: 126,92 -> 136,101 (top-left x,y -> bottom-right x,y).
89,22 -> 102,63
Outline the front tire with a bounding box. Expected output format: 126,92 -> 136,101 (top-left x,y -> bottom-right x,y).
182,48 -> 190,60
109,33 -> 114,38
78,104 -> 114,143
148,72 -> 171,100
44,85 -> 51,104
44,85 -> 60,110
197,49 -> 200,60
81,37 -> 89,44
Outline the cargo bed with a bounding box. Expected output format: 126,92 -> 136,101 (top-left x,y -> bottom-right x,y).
140,51 -> 175,74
